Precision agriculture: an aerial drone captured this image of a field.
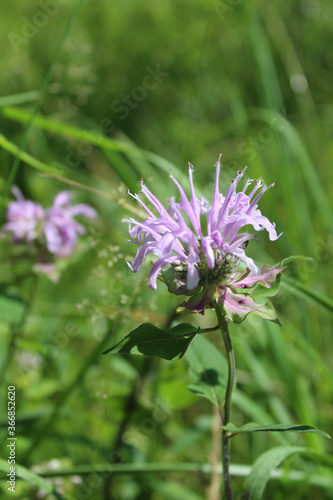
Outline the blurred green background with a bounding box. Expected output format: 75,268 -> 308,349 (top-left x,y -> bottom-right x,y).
0,0 -> 332,499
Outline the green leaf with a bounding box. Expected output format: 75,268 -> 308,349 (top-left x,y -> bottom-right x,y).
270,256 -> 333,312
279,255 -> 314,267
281,276 -> 333,313
0,91 -> 40,107
249,108 -> 332,231
103,323 -> 199,360
0,294 -> 25,324
223,422 -> 331,439
0,107 -> 138,155
243,446 -> 307,500
232,391 -> 288,446
243,444 -> 333,499
0,106 -> 193,194
0,132 -> 64,176
101,148 -> 139,192
185,335 -> 228,406
0,458 -> 64,499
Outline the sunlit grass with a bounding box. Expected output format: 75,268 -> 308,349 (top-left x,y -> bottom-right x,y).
0,1 -> 332,499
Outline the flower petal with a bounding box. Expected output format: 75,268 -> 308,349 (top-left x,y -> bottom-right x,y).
188,163 -> 202,236
233,264 -> 285,290
187,247 -> 200,290
69,204 -> 97,219
222,289 -> 280,324
201,236 -> 215,269
52,191 -> 73,207
149,254 -> 185,290
170,169 -> 201,236
207,156 -> 222,233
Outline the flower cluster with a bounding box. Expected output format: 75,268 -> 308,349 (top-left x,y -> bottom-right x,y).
42,191 -> 97,257
4,187 -> 45,245
3,188 -> 97,274
125,157 -> 284,321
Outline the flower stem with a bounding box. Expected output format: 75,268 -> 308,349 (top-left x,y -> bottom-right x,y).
216,304 -> 235,500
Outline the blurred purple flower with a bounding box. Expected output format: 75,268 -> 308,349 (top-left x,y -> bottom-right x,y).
44,191 -> 97,257
3,188 -> 97,264
3,187 -> 45,243
125,157 -> 284,318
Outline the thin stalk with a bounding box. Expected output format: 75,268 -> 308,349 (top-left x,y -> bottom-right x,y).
216,304 -> 235,500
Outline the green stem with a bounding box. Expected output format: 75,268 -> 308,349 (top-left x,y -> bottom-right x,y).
216,304 -> 235,500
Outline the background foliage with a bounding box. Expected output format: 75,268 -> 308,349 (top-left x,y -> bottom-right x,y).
0,0 -> 332,499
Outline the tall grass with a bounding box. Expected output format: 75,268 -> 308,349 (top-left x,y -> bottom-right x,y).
0,1 -> 332,499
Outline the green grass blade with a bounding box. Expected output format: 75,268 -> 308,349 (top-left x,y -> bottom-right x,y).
243,446 -> 333,499
1,106 -> 148,157
281,276 -> 333,312
0,91 -> 40,107
243,446 -> 306,499
0,133 -> 61,176
0,458 -> 65,499
3,0 -> 85,199
0,133 -> 144,217
27,460 -> 333,489
249,108 -> 332,230
244,5 -> 283,110
101,148 -> 140,192
0,106 -> 192,190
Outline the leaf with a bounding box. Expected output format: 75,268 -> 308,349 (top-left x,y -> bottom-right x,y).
0,107 -> 138,155
0,91 -> 40,107
103,323 -> 199,360
271,256 -> 333,312
263,256 -> 333,312
185,335 -> 228,406
281,276 -> 333,313
101,148 -> 139,192
223,422 -> 331,439
278,255 -> 314,267
243,444 -> 333,499
0,294 -> 25,324
0,133 -> 64,176
0,458 -> 64,499
0,106 -> 193,195
232,391 -> 288,446
243,446 -> 307,499
249,108 -> 332,231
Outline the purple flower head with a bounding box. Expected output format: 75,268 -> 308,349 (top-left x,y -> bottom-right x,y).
44,191 -> 97,257
3,188 -> 97,276
125,157 -> 284,320
3,187 -> 45,243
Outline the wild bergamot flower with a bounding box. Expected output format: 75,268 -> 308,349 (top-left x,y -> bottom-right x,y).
125,157 -> 284,320
3,188 -> 97,278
